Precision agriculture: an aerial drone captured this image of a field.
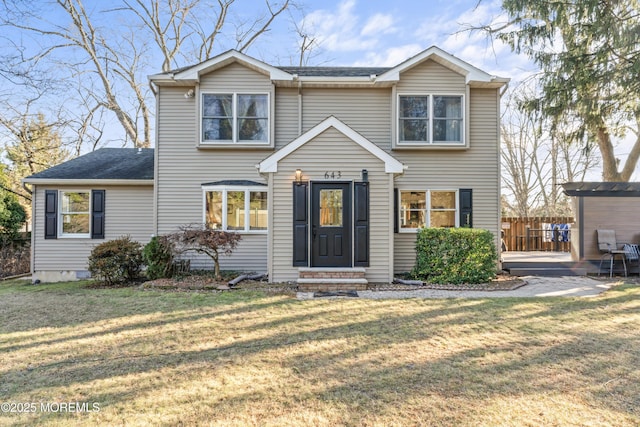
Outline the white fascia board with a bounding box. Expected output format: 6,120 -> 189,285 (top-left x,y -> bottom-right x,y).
22,178 -> 154,186
173,50 -> 293,82
259,116 -> 404,174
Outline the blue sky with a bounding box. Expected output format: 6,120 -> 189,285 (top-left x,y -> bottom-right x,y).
254,0 -> 535,82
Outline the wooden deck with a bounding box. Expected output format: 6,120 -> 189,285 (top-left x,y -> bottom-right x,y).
502,251 -> 587,276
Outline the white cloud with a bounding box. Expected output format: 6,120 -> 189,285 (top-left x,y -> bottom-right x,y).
352,44 -> 423,67
302,0 -> 374,53
361,13 -> 396,37
301,0 -> 400,60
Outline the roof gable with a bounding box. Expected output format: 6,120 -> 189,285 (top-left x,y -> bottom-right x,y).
151,50 -> 293,84
259,116 -> 404,174
377,45 -> 509,87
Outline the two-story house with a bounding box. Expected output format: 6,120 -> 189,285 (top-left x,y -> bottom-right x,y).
24,46 -> 508,286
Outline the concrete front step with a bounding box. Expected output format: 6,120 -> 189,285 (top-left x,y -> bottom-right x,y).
297,278 -> 368,292
298,267 -> 366,279
508,267 -> 588,277
297,268 -> 368,291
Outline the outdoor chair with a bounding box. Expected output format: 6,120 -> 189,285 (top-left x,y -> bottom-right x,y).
623,244 -> 640,276
597,229 -> 627,277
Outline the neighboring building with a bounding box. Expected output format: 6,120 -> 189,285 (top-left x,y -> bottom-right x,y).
562,182 -> 640,273
24,46 -> 509,284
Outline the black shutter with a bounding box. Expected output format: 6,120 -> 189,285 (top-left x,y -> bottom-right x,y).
44,190 -> 57,239
91,189 -> 105,239
354,182 -> 369,267
393,188 -> 399,233
459,188 -> 473,228
292,182 -> 308,266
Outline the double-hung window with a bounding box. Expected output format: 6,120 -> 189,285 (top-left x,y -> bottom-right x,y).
399,190 -> 458,231
398,95 -> 463,145
204,186 -> 268,232
60,191 -> 91,237
202,93 -> 269,144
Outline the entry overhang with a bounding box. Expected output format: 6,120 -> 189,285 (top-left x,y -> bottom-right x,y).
259,116 -> 405,174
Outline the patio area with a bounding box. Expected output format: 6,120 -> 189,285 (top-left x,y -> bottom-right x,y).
501,251 -> 585,276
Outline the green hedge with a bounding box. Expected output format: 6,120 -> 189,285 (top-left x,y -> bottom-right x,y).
142,236 -> 175,280
411,228 -> 497,284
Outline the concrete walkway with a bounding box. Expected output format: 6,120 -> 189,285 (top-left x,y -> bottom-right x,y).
299,276 -> 620,300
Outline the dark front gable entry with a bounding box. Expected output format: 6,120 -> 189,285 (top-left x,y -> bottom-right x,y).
292,180 -> 369,268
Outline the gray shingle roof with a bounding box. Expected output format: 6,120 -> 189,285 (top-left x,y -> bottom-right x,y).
277,66 -> 391,77
26,148 -> 154,181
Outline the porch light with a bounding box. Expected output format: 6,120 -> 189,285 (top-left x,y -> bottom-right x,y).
361,169 -> 368,182
295,169 -> 303,183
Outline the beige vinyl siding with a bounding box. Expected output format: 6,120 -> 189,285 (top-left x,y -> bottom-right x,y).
183,234 -> 267,272
32,184 -> 153,272
299,88 -> 392,149
270,127 -> 392,283
156,63 -> 271,272
397,59 -> 466,91
393,87 -> 501,273
199,62 -> 274,93
275,87 -> 300,148
274,87 -> 391,150
581,197 -> 640,261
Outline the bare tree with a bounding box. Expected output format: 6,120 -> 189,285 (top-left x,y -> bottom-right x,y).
0,0 -> 298,148
501,84 -> 599,217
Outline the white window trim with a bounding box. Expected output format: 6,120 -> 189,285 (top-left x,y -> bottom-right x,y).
396,93 -> 465,146
58,190 -> 91,239
398,189 -> 459,233
202,185 -> 268,234
200,92 -> 271,145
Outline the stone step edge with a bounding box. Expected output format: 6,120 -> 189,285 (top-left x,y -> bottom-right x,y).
298,267 -> 366,273
297,278 -> 369,285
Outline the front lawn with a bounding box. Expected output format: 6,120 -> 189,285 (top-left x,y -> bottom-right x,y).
1,280 -> 639,426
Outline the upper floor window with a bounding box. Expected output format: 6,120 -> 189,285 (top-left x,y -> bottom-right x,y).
398,95 -> 463,145
202,93 -> 269,144
204,186 -> 268,232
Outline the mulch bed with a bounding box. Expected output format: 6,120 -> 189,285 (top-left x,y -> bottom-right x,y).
138,272 -> 525,293
371,274 -> 526,292
141,275 -> 298,294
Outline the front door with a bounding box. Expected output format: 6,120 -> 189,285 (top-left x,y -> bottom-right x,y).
311,182 -> 351,267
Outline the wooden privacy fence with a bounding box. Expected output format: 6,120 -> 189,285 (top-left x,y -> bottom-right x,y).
501,217 -> 574,252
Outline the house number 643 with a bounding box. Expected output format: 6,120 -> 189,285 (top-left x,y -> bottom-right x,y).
324,171 -> 342,179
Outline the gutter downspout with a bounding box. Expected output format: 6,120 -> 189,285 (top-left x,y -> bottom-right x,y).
296,75 -> 302,136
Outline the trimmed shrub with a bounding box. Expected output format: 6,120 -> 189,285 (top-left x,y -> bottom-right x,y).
167,224 -> 241,280
411,228 -> 497,284
142,235 -> 175,280
88,236 -> 144,285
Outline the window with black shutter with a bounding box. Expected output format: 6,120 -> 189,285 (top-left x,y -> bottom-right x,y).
91,189 -> 105,239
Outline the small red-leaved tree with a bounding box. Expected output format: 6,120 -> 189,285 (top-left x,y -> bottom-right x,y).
168,224 -> 242,280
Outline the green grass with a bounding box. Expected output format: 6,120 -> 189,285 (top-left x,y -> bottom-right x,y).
1,279 -> 639,426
